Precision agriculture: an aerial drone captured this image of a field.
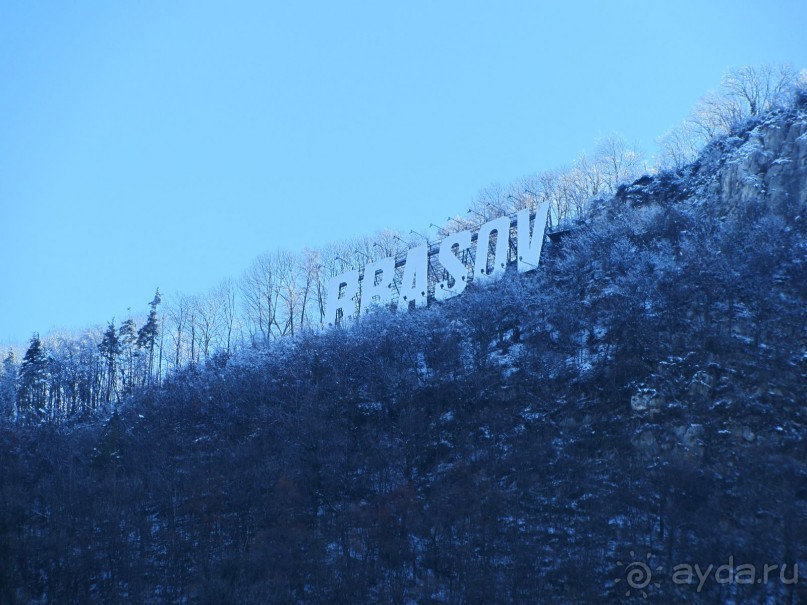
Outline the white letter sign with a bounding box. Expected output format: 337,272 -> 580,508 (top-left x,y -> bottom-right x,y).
324,205 -> 550,327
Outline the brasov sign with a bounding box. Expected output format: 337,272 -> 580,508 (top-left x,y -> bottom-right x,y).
326,203 -> 551,326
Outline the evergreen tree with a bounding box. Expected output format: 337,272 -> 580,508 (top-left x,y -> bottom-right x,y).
17,334 -> 49,421
99,320 -> 121,405
118,317 -> 137,393
0,350 -> 17,421
118,316 -> 138,394
137,289 -> 161,386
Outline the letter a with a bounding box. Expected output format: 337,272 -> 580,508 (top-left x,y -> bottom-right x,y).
398,245 -> 428,312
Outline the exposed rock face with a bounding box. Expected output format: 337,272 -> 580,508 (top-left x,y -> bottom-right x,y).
630,387 -> 665,414
704,94 -> 807,215
633,429 -> 659,456
688,370 -> 715,399
614,92 -> 807,217
673,423 -> 705,462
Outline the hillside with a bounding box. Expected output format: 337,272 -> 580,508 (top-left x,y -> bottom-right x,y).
1,95 -> 806,604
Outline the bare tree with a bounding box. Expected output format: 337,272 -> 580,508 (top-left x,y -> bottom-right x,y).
555,167 -> 587,223
275,250 -> 302,337
372,229 -> 407,258
690,64 -> 799,138
193,291 -> 222,362
167,294 -> 192,370
296,250 -> 324,331
215,279 -> 237,356
536,169 -> 561,228
469,182 -> 508,220
690,90 -> 745,139
723,64 -> 798,116
594,134 -> 643,195
575,153 -> 605,199
241,252 -> 281,345
656,122 -> 701,170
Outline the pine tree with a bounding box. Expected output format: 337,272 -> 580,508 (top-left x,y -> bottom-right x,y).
118,316 -> 138,394
137,289 -> 161,386
99,320 -> 121,405
18,335 -> 49,421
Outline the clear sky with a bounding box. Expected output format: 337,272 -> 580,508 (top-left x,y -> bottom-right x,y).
1,1 -> 806,346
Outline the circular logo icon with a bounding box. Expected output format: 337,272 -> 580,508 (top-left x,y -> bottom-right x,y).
615,551 -> 662,598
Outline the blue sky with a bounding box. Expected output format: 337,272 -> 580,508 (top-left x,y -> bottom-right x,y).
1,1 -> 806,346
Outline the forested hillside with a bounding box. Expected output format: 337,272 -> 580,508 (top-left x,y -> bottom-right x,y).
1,84 -> 806,604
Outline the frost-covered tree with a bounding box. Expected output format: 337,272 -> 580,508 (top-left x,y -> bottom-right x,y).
690,64 -> 800,139
192,288 -> 224,363
137,289 -> 161,385
656,121 -> 701,170
594,134 -> 644,195
118,316 -> 138,393
655,64 -> 803,171
723,64 -> 799,116
17,334 -> 49,421
241,252 -> 280,344
0,350 -> 17,420
99,320 -> 121,404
